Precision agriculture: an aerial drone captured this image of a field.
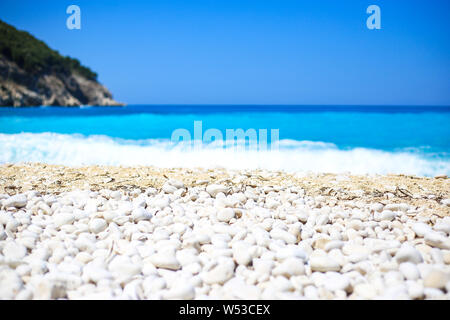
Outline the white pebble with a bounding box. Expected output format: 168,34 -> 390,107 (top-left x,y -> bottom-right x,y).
395,245 -> 423,264
206,184 -> 228,197
88,218 -> 107,234
3,194 -> 27,208
309,254 -> 341,272
412,223 -> 432,238
399,262 -> 420,280
217,208 -> 235,223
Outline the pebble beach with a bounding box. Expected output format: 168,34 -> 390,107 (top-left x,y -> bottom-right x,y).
0,163 -> 449,300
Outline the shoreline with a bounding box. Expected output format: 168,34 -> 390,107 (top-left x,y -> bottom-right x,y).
1,163 -> 449,217
0,163 -> 449,299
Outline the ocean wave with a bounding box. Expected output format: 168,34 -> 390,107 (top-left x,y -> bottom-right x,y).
0,132 -> 449,176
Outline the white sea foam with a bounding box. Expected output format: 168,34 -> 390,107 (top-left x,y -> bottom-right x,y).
0,132 -> 448,176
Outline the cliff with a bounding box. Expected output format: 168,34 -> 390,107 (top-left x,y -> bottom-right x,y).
0,20 -> 124,107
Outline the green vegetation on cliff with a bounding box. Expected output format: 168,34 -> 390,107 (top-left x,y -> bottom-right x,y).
0,19 -> 97,81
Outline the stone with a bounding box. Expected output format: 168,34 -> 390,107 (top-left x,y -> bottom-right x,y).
272,258 -> 305,277
223,277 -> 261,299
202,259 -> 235,285
275,246 -> 308,261
3,194 -> 27,208
324,273 -> 351,292
378,210 -> 395,221
353,283 -> 377,299
253,259 -> 275,276
270,228 -> 297,244
153,197 -> 170,209
53,213 -> 75,228
411,223 -> 432,238
131,207 -> 152,222
423,269 -> 448,289
370,203 -> 384,212
82,264 -> 113,283
424,232 -> 450,250
312,238 -> 331,250
232,241 -> 252,266
149,248 -> 181,270
407,281 -> 424,299
168,179 -> 185,189
309,255 -> 341,272
88,218 -> 107,234
395,245 -> 423,264
35,280 -> 67,299
3,241 -> 27,261
0,269 -> 23,299
434,223 -> 450,234
206,184 -> 228,197
162,183 -> 178,194
217,208 -> 235,223
108,255 -> 142,282
176,249 -> 200,266
324,240 -> 344,252
399,262 -> 420,281
163,283 -> 195,300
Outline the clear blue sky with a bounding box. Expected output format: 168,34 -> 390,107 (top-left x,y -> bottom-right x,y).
1,0 -> 449,105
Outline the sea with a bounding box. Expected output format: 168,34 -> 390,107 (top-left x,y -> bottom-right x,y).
0,105 -> 449,177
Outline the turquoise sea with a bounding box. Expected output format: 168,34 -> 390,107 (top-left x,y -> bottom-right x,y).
0,105 -> 449,176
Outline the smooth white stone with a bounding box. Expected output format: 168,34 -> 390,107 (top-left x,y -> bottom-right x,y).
411,223 -> 432,238
108,255 -> 142,282
275,246 -> 308,261
163,283 -> 195,300
324,240 -> 344,252
309,254 -> 341,272
223,277 -> 261,299
272,258 -> 305,277
0,269 -> 23,299
395,245 -> 423,264
162,183 -> 178,194
217,208 -> 235,223
253,258 -> 275,276
82,264 -> 113,283
3,241 -> 27,261
149,248 -> 181,270
380,210 -> 396,221
406,281 -> 424,299
353,283 -> 377,299
168,179 -> 185,189
232,241 -> 252,266
202,258 -> 235,285
88,218 -> 107,234
433,223 -> 450,234
370,203 -> 384,212
270,228 -> 297,244
153,197 -> 170,209
3,194 -> 27,208
423,269 -> 448,289
399,262 -> 420,280
424,232 -> 450,250
206,184 -> 228,197
53,213 -> 75,228
131,207 -> 152,222
35,279 -> 67,299
324,273 -> 351,292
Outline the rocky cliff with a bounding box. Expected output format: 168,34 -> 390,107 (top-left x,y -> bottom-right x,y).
0,20 -> 123,107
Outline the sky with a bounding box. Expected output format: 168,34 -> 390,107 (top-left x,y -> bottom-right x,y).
0,0 -> 449,105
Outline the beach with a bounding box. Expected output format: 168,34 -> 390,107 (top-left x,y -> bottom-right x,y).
1,163 -> 449,299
